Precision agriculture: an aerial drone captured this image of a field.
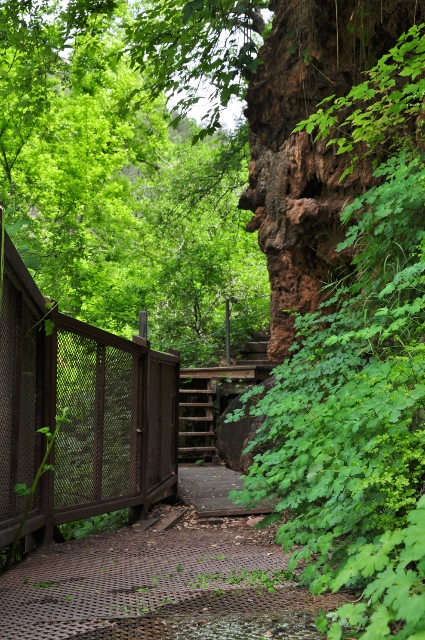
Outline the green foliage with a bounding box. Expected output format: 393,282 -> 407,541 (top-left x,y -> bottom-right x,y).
2,409 -> 69,573
320,496 -> 425,639
337,153 -> 425,284
59,510 -> 128,540
2,11 -> 269,366
142,124 -> 269,365
273,22 -> 425,635
229,113 -> 425,638
125,0 -> 269,137
0,0 -> 118,189
187,566 -> 294,591
293,24 -> 425,179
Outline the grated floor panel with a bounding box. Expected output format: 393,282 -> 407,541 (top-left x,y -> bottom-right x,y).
0,531 -> 346,639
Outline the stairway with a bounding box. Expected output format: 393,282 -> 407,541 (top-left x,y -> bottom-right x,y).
178,381 -> 217,458
237,332 -> 272,366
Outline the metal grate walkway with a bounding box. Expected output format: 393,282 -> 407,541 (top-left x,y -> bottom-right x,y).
0,523 -> 348,639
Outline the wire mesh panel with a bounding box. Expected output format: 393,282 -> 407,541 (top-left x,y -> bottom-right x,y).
102,347 -> 136,500
54,321 -> 144,516
0,275 -> 18,526
16,302 -> 41,515
1,233 -> 179,545
55,331 -> 98,509
161,363 -> 176,479
148,354 -> 178,493
147,360 -> 161,490
0,275 -> 43,532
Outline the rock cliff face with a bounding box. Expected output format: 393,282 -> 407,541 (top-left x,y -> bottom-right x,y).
240,0 -> 425,362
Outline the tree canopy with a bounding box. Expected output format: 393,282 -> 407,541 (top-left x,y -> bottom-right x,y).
125,0 -> 270,137
1,6 -> 269,365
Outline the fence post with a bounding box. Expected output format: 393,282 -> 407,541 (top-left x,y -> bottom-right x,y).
138,310 -> 148,340
129,334 -> 150,524
225,298 -> 231,366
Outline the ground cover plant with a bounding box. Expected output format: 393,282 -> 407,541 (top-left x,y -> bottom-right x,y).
229,24 -> 425,640
59,510 -> 128,541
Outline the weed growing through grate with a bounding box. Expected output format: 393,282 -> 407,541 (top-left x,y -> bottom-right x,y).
228,569 -> 295,594
177,564 -> 184,572
2,408 -> 69,573
187,568 -> 296,593
139,600 -> 150,613
189,572 -> 217,589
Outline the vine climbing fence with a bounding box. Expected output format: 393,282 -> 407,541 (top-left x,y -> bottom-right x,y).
0,232 -> 179,550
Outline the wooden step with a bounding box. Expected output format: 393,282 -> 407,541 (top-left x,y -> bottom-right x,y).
179,416 -> 213,421
251,333 -> 270,342
238,359 -> 273,366
178,446 -> 216,452
243,352 -> 271,361
179,389 -> 211,393
179,402 -> 213,407
246,341 -> 268,353
179,431 -> 214,436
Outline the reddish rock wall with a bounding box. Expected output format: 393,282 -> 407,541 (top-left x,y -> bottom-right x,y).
240,0 -> 425,362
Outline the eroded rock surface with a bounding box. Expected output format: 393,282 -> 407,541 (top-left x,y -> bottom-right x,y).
241,0 -> 425,362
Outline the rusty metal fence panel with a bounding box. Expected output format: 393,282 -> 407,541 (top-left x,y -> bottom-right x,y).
52,315 -> 148,525
0,232 -> 179,548
147,351 -> 179,500
0,235 -> 46,549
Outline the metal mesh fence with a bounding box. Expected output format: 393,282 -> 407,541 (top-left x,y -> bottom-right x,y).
102,347 -> 135,500
148,360 -> 160,490
1,234 -> 179,541
55,331 -> 98,509
148,358 -> 177,493
0,276 -> 42,529
55,332 -> 142,512
0,275 -> 18,526
16,303 -> 41,515
161,364 -> 175,480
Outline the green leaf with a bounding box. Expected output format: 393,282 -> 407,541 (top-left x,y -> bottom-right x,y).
328,622 -> 342,640
44,320 -> 54,337
14,483 -> 31,497
182,3 -> 193,24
